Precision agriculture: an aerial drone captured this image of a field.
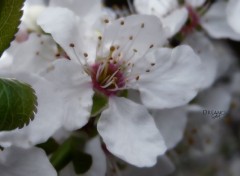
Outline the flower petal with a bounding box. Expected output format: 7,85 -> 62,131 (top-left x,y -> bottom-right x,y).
0,146 -> 57,176
41,59 -> 94,131
38,7 -> 97,64
100,14 -> 167,62
226,0 -> 240,34
161,7 -> 188,37
7,33 -> 58,74
49,0 -> 102,25
152,107 -> 187,149
183,32 -> 218,89
135,45 -> 203,109
97,97 -> 166,167
134,0 -> 178,17
201,1 -> 240,40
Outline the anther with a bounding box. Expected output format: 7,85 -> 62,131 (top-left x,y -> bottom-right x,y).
133,49 -> 138,52
151,63 -> 155,66
110,46 -> 115,52
84,53 -> 88,57
149,44 -> 154,48
141,23 -> 145,28
120,20 -> 125,25
69,43 -> 75,47
104,19 -> 109,24
136,76 -> 140,80
129,36 -> 133,40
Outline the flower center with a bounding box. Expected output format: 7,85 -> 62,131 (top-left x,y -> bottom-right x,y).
91,60 -> 126,96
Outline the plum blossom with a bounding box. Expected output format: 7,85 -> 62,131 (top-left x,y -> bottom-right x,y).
37,7 -> 204,167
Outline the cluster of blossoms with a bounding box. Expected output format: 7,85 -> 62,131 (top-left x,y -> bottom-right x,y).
0,0 -> 240,175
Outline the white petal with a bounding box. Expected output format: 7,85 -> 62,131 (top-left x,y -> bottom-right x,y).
41,59 -> 94,131
0,147 -> 57,176
136,45 -> 203,109
22,4 -> 46,32
122,155 -> 175,176
227,0 -> 240,34
134,0 -> 178,17
0,73 -> 63,147
7,33 -> 58,74
185,0 -> 206,8
152,107 -> 187,149
183,32 -> 218,89
38,7 -> 97,64
97,97 -> 166,167
49,0 -> 102,25
161,7 -> 188,37
201,1 -> 240,40
100,15 -> 167,62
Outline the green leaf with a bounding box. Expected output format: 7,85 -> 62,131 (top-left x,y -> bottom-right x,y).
0,78 -> 37,131
0,0 -> 24,56
91,93 -> 108,117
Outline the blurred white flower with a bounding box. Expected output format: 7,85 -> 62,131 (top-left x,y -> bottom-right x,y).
201,0 -> 240,40
134,0 -> 188,37
227,0 -> 240,34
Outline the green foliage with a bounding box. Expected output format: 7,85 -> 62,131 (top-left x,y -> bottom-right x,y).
0,0 -> 24,56
0,78 -> 37,131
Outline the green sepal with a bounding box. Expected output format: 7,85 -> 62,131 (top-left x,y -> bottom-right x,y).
91,92 -> 108,117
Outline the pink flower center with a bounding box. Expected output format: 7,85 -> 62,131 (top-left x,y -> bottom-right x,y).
91,61 -> 126,96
